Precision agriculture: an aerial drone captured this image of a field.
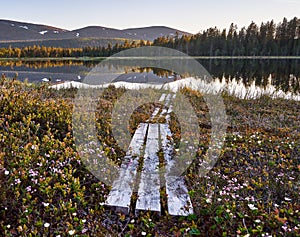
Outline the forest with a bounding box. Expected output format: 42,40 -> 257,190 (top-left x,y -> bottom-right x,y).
0,17 -> 299,57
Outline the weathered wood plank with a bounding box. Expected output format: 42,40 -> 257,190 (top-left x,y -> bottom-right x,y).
160,123 -> 193,216
165,93 -> 172,106
159,93 -> 166,102
166,176 -> 194,216
105,123 -> 148,213
136,123 -> 161,213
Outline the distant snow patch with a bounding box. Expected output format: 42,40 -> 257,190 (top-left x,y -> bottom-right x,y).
102,28 -> 106,30
11,24 -> 15,26
53,31 -> 59,34
41,78 -> 50,82
39,31 -> 48,35
77,75 -> 81,80
76,33 -> 80,37
19,25 -> 28,30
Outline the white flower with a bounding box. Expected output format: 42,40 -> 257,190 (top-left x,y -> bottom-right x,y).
248,204 -> 258,211
130,219 -> 135,223
43,202 -> 49,207
7,224 -> 11,228
56,235 -> 61,237
205,198 -> 212,204
68,230 -> 75,235
44,222 -> 50,228
82,219 -> 86,223
72,212 -> 77,216
4,170 -> 9,175
255,219 -> 261,223
284,197 -> 292,201
141,232 -> 147,236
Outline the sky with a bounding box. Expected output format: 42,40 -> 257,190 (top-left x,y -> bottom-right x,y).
1,0 -> 299,34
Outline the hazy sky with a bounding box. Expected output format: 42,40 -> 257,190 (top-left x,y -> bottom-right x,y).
1,0 -> 299,33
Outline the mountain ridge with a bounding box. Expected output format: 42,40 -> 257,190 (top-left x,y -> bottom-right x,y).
0,19 -> 190,48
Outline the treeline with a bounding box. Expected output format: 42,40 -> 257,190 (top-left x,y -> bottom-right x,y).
0,40 -> 150,58
153,17 -> 300,56
0,17 -> 299,57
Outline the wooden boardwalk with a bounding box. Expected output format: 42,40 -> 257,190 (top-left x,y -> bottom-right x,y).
106,93 -> 193,216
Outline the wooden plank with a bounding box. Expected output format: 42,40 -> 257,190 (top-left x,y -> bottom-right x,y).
165,94 -> 172,106
165,108 -> 171,122
136,124 -> 161,213
160,123 -> 193,216
150,107 -> 160,119
105,123 -> 148,213
160,107 -> 168,117
159,93 -> 174,119
127,123 -> 148,157
166,176 -> 194,216
162,93 -> 175,122
160,123 -> 174,169
159,93 -> 166,102
149,93 -> 166,120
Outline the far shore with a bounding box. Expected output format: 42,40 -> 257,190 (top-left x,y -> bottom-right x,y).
1,56 -> 300,61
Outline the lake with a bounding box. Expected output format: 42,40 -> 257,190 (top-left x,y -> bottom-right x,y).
1,58 -> 300,100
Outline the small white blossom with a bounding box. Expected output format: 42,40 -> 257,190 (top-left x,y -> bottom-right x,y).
248,204 -> 258,210
205,198 -> 212,204
141,232 -> 147,236
44,222 -> 50,228
68,230 -> 75,235
4,170 -> 9,175
7,224 -> 11,228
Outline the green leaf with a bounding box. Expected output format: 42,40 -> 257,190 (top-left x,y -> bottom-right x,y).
189,227 -> 201,235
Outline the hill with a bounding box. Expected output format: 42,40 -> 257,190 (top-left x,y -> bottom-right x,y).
0,19 -> 189,48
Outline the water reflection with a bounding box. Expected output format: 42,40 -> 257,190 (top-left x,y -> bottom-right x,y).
1,59 -> 300,95
199,59 -> 300,94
